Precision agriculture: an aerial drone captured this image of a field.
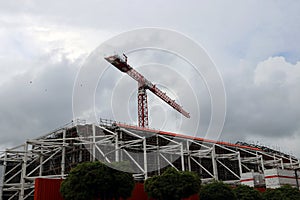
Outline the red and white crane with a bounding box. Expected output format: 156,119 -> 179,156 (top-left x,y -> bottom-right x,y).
105,54 -> 190,127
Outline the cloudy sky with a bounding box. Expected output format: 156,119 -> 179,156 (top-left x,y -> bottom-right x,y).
0,1 -> 300,157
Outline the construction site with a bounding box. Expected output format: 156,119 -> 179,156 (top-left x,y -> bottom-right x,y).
0,54 -> 299,199
0,119 -> 299,199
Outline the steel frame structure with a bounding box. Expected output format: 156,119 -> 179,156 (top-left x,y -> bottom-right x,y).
0,119 -> 299,200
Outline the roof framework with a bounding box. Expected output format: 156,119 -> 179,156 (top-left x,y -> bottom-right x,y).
0,119 -> 299,199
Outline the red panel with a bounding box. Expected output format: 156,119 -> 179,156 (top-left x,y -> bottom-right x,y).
255,187 -> 266,193
34,178 -> 64,200
128,182 -> 153,200
128,183 -> 198,200
183,194 -> 199,200
34,179 -> 199,200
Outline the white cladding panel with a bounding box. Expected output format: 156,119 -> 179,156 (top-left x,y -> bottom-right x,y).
265,169 -> 300,189
241,172 -> 265,187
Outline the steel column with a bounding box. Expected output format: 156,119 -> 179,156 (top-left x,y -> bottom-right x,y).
211,146 -> 218,180
181,143 -> 185,171
187,141 -> 191,171
61,130 -> 66,177
143,138 -> 148,179
237,152 -> 243,176
19,143 -> 28,200
92,124 -> 96,161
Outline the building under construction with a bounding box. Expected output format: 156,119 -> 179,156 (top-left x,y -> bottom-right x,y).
1,54 -> 299,199
0,119 -> 299,199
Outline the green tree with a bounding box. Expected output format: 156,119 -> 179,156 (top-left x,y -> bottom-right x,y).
233,184 -> 262,200
200,181 -> 236,200
60,161 -> 134,200
262,188 -> 282,200
262,185 -> 300,200
144,167 -> 201,200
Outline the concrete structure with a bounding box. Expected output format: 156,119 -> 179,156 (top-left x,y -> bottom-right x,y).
0,119 -> 299,199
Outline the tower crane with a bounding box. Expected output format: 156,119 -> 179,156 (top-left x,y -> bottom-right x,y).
105,54 -> 190,127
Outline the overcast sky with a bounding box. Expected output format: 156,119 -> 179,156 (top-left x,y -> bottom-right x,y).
0,0 -> 300,157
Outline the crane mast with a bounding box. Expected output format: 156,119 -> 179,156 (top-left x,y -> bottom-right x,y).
105,54 -> 190,127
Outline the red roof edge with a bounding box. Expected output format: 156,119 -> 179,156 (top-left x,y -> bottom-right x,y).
116,123 -> 261,151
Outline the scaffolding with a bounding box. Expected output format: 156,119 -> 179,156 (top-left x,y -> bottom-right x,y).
0,119 -> 299,199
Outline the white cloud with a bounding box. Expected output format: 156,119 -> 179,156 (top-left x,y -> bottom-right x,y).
0,11 -> 114,86
255,57 -> 300,86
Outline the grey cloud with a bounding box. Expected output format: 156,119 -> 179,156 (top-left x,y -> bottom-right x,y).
221,57 -> 300,154
0,52 -> 80,147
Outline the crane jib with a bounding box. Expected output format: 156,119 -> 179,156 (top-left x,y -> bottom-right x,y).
105,55 -> 132,72
104,54 -> 190,127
